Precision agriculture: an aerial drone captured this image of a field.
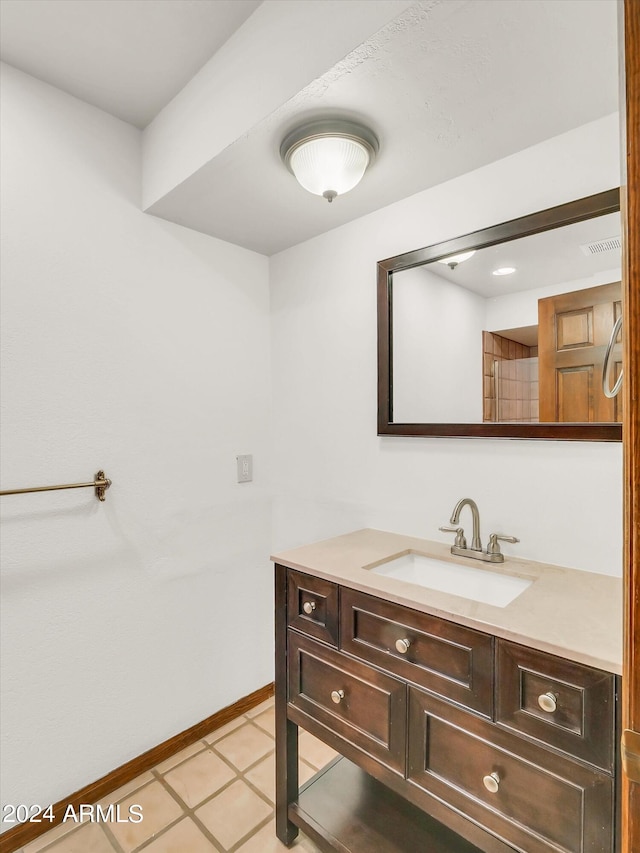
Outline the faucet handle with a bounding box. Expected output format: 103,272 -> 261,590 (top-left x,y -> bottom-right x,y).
439,526 -> 467,549
487,533 -> 520,555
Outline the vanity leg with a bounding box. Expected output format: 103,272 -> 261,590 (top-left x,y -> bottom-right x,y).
275,562 -> 299,845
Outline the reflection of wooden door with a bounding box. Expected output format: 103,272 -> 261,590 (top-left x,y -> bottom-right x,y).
622,3 -> 640,851
538,282 -> 622,422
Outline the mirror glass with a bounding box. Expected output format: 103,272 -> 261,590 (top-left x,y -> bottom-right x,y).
378,190 -> 622,440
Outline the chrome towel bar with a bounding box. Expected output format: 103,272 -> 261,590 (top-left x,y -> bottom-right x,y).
603,315 -> 623,399
0,470 -> 111,502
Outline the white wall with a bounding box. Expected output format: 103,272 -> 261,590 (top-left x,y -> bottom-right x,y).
0,63 -> 624,831
0,64 -> 272,824
485,267 -> 623,331
270,114 -> 623,576
393,266 -> 484,422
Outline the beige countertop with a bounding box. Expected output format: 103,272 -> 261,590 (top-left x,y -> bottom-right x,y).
272,528 -> 623,675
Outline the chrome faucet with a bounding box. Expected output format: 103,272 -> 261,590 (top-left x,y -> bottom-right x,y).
439,497 -> 519,563
450,497 -> 482,551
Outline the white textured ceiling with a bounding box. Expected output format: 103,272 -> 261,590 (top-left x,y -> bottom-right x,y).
421,212 -> 622,298
0,0 -> 262,127
146,0 -> 619,254
0,0 -> 619,255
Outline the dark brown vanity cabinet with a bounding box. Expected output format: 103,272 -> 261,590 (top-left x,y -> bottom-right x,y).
340,587 -> 494,717
286,569 -> 340,646
288,630 -> 407,773
408,688 -> 614,853
495,638 -> 616,771
275,565 -> 619,853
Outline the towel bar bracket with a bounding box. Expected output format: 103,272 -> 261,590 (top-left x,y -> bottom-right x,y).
94,471 -> 110,501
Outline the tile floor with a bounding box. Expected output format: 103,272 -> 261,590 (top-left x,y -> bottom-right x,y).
17,698 -> 336,853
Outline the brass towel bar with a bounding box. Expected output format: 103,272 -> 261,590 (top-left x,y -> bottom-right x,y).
0,470 -> 111,502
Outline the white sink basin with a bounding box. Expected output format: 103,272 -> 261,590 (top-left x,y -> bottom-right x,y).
369,552 -> 532,607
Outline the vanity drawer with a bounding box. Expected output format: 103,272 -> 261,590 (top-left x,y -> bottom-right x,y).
286,568 -> 339,646
288,630 -> 406,774
340,588 -> 493,716
408,687 -> 614,853
496,639 -> 616,771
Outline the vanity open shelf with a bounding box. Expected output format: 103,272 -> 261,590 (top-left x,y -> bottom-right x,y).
292,756 -> 483,853
274,540 -> 621,853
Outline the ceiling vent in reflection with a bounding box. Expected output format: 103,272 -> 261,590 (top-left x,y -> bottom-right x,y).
579,235 -> 621,256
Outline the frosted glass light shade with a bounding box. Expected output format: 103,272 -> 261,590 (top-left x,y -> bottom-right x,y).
289,137 -> 370,198
281,120 -> 378,202
437,251 -> 476,266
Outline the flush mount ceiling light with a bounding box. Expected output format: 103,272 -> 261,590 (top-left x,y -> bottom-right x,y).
492,266 -> 517,276
280,120 -> 379,203
437,250 -> 476,270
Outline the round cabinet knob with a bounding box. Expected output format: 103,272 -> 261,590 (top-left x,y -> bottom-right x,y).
302,601 -> 316,615
482,772 -> 500,794
395,638 -> 411,654
538,691 -> 558,713
331,689 -> 345,704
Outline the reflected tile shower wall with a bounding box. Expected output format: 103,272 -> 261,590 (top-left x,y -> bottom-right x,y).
483,331 -> 539,423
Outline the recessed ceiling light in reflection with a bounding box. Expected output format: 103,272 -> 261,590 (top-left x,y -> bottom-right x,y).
437,250 -> 476,270
492,267 -> 516,276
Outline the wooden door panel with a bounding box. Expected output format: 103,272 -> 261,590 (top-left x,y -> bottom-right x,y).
557,365 -> 593,422
538,281 -> 622,422
615,359 -> 623,422
556,308 -> 593,349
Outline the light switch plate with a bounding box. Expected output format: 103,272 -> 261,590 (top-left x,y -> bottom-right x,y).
236,454 -> 253,483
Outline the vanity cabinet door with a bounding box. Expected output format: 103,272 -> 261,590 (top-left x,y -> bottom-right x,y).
288,631 -> 406,774
496,640 -> 616,771
408,687 -> 614,853
340,588 -> 493,716
286,568 -> 339,646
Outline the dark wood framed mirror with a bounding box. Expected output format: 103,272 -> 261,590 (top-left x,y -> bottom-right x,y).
377,188 -> 622,440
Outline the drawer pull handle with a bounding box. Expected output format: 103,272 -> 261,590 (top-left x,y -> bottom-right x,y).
302,601 -> 316,615
482,772 -> 500,793
538,692 -> 558,713
395,638 -> 411,654
331,689 -> 345,704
